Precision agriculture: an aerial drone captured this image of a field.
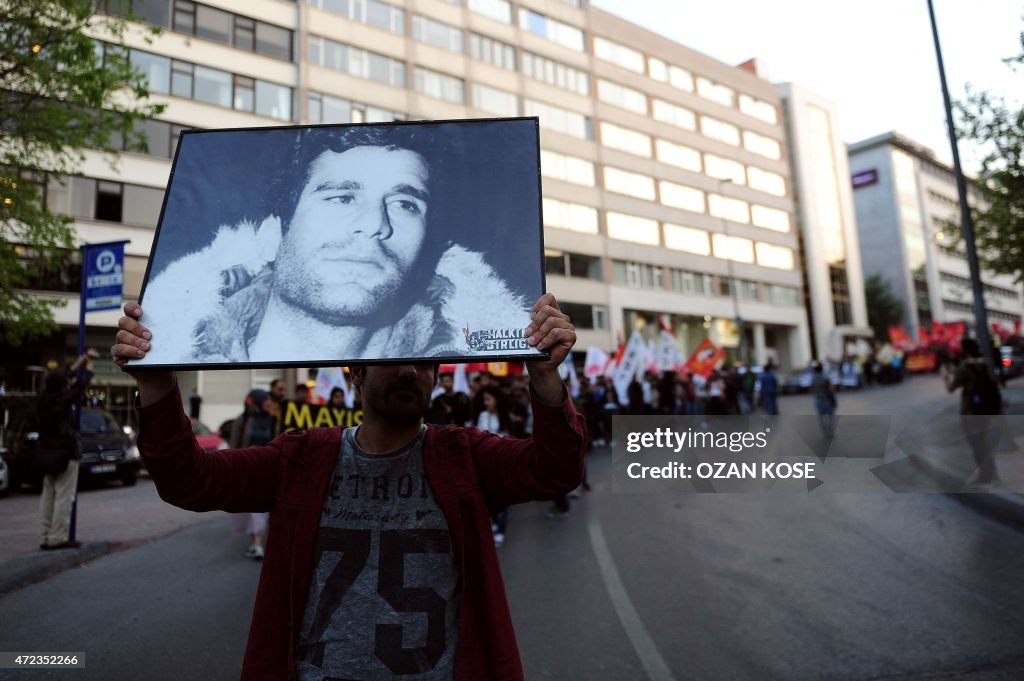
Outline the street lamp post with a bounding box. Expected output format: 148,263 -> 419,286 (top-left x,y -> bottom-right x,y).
925,0 -> 993,367
717,179 -> 747,365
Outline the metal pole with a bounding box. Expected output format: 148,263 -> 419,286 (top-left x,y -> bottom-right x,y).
70,245 -> 88,542
718,179 -> 746,365
925,0 -> 994,368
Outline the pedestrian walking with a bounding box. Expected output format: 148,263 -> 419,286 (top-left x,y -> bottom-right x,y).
944,338 -> 1003,487
36,351 -> 95,550
475,387 -> 513,544
760,361 -> 779,415
811,362 -> 837,435
229,388 -> 277,559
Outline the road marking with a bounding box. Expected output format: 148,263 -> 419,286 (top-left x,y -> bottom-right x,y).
587,518 -> 678,681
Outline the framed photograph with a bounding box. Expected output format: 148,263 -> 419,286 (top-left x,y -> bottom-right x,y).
129,117 -> 546,370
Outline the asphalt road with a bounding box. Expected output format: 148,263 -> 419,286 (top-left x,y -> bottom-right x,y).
1,376 -> 1022,681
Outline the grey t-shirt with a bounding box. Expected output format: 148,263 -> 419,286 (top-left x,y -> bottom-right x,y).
295,426 -> 460,681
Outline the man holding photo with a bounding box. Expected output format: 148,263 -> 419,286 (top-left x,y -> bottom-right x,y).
112,292 -> 586,680
140,126 -> 532,364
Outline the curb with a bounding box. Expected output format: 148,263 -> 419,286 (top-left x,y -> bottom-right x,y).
909,453 -> 1024,530
0,542 -> 114,599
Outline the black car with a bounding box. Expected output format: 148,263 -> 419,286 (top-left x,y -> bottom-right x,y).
7,404 -> 141,490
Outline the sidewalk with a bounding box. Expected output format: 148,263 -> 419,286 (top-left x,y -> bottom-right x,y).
0,477 -> 217,598
907,383 -> 1024,529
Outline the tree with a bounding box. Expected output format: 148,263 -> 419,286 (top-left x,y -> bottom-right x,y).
0,0 -> 163,346
952,30 -> 1024,284
864,274 -> 904,340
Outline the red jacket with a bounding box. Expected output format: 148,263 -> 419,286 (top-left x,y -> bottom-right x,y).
137,387 -> 587,681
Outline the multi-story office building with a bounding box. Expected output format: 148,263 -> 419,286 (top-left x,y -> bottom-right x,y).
778,83 -> 870,361
848,132 -> 1023,340
8,0 -> 814,427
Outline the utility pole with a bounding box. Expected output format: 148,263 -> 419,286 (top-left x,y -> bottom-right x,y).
926,0 -> 993,367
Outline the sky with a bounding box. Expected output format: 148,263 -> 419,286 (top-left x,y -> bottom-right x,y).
589,0 -> 1023,169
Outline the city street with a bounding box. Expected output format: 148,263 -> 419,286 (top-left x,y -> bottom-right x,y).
1,376 -> 1023,680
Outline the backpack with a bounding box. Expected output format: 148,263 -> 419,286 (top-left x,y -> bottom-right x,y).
967,365 -> 1002,415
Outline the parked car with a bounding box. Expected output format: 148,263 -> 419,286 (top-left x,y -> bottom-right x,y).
8,406 -> 141,490
191,418 -> 228,452
1000,344 -> 1024,379
781,368 -> 814,394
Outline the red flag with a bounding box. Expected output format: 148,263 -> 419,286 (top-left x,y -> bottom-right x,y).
888,326 -> 912,350
684,338 -> 726,379
918,326 -> 933,346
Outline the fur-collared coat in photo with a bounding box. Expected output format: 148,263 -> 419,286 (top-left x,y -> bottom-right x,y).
139,218 -> 532,363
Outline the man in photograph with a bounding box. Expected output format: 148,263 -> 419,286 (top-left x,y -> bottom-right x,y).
111,292 -> 586,680
140,126 -> 532,364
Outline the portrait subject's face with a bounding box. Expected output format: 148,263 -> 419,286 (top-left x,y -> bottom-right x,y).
273,146 -> 430,321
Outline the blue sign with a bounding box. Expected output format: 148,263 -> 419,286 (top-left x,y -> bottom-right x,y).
84,244 -> 125,311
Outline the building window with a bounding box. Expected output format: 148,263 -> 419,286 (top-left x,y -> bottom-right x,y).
412,15 -> 464,53
593,36 -> 644,73
471,34 -> 516,70
769,285 -> 799,306
739,94 -> 777,124
743,130 -> 782,160
308,36 -> 406,87
540,149 -> 595,186
712,233 -> 755,263
95,181 -> 123,222
600,122 -> 651,157
695,76 -> 735,108
700,115 -> 740,146
747,166 -> 786,197
704,153 -> 746,185
193,65 -> 232,108
755,242 -> 794,270
131,119 -> 189,158
169,0 -> 293,60
471,83 -> 517,116
651,98 -> 696,131
414,68 -> 465,104
648,57 -> 693,91
708,193 -> 750,224
670,269 -> 712,295
659,181 -> 705,213
664,223 -> 710,255
543,197 -> 598,233
750,204 -> 790,232
468,0 -> 512,23
307,91 -> 404,123
655,139 -> 702,173
169,59 -> 192,98
233,75 -> 255,111
521,52 -> 589,95
308,0 -> 404,35
613,260 -> 663,289
518,9 -> 584,51
603,167 -> 656,201
560,302 -> 608,330
130,50 -> 171,93
545,250 -> 603,280
606,212 -> 659,245
597,79 -> 647,115
255,80 -> 292,120
524,100 -> 592,139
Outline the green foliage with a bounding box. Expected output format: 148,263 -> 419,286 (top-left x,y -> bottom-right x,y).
952,31 -> 1024,284
864,274 -> 904,340
0,0 -> 163,346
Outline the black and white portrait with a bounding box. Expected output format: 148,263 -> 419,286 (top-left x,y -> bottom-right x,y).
131,118 -> 545,369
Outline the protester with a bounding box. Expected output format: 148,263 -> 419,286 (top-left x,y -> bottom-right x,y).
760,361 -> 779,415
943,337 -> 1003,487
111,292 -> 585,680
36,351 -> 95,551
427,371 -> 472,426
811,362 -> 837,434
328,387 -> 346,409
228,389 -> 277,559
293,384 -> 310,405
189,387 -> 202,420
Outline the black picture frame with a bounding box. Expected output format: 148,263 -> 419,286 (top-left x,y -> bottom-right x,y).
128,117 -> 547,370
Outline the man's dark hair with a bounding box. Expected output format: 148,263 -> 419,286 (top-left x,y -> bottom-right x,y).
262,125 -> 455,234
270,378 -> 282,391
